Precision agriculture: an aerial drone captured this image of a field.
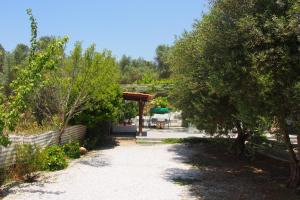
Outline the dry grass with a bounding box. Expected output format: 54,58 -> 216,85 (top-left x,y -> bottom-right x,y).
5,122 -> 57,136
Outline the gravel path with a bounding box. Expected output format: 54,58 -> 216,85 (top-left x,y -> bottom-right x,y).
3,144 -> 201,200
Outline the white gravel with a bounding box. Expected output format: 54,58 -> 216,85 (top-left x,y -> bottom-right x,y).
3,144 -> 201,200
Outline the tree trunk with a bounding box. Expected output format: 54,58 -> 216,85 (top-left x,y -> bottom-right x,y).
58,111 -> 73,145
287,163 -> 300,188
233,132 -> 247,157
58,119 -> 68,145
281,121 -> 300,188
232,122 -> 248,158
58,128 -> 65,145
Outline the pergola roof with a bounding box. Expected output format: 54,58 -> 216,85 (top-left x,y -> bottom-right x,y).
123,92 -> 153,102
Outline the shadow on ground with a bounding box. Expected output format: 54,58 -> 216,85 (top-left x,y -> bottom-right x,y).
78,154 -> 110,168
0,173 -> 64,199
0,137 -> 119,199
164,143 -> 299,200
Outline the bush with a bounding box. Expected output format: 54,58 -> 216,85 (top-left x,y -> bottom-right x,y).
14,144 -> 45,181
42,145 -> 67,171
119,101 -> 138,122
0,167 -> 11,186
63,141 -> 80,159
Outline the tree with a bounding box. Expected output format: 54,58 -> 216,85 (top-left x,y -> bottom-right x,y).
170,0 -> 263,157
0,44 -> 5,73
119,55 -> 131,71
0,9 -> 68,146
119,56 -> 158,84
13,44 -> 29,65
236,0 -> 300,187
119,101 -> 138,123
37,36 -> 56,51
0,52 -> 13,97
155,44 -> 171,79
48,42 -> 121,143
0,44 -> 29,97
171,0 -> 300,188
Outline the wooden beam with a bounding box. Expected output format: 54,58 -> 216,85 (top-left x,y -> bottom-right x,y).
138,100 -> 145,136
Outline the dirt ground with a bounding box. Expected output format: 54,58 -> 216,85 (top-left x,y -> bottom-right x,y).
170,143 -> 299,200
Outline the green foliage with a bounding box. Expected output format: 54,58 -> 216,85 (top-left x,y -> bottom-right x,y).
42,145 -> 68,171
0,10 -> 121,146
13,44 -> 29,66
151,97 -> 169,108
136,69 -> 158,84
155,44 -> 172,78
170,1 -> 249,135
170,0 -> 286,152
0,43 -> 29,97
119,56 -> 158,84
118,49 -> 173,84
0,134 -> 10,146
0,167 -> 11,186
63,141 -> 80,159
0,9 -> 68,146
14,144 -> 45,181
63,43 -> 121,129
119,101 -> 138,121
163,138 -> 185,144
170,0 -> 300,186
0,44 -> 5,72
0,51 -> 16,97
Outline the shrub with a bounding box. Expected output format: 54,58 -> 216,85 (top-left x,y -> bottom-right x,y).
14,144 -> 45,181
0,167 -> 11,186
63,141 -> 80,159
43,145 -> 67,171
119,101 -> 138,122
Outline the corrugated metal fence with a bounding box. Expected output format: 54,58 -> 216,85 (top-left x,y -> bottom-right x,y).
0,125 -> 86,167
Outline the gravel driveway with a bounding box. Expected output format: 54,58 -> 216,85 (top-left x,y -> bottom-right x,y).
3,144 -> 200,200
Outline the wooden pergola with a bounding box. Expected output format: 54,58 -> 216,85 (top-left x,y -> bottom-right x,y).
123,92 -> 153,136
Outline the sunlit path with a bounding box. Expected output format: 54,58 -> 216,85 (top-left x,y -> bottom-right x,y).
4,144 -> 199,200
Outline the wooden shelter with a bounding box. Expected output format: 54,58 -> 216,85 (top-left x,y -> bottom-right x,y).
123,92 -> 153,136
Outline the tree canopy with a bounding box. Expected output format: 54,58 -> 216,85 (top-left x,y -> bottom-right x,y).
170,0 -> 300,187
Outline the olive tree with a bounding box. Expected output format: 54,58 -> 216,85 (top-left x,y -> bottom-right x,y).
170,0 -> 265,157
237,0 -> 300,187
171,0 -> 300,187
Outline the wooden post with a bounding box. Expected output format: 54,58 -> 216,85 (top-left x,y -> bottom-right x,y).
138,100 -> 145,136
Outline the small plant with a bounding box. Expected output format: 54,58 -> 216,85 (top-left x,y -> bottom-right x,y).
63,141 -> 80,159
14,144 -> 45,181
43,145 -> 67,171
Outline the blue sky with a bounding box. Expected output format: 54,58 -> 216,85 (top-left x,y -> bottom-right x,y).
1,0 -> 209,61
